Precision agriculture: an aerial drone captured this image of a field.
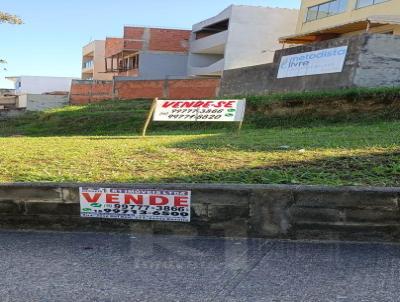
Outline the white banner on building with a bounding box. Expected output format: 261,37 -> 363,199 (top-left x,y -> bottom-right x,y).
153,99 -> 246,122
80,187 -> 191,222
277,46 -> 348,79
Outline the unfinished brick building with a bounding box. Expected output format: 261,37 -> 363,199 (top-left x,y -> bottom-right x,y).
73,25 -> 220,104
104,26 -> 191,79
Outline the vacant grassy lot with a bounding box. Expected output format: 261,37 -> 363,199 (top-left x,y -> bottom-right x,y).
0,111 -> 399,185
1,88 -> 400,186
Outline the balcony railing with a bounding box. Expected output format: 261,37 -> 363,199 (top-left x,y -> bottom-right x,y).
190,30 -> 228,55
188,58 -> 225,76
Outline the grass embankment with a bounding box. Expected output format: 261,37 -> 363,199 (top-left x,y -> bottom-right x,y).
0,87 -> 399,186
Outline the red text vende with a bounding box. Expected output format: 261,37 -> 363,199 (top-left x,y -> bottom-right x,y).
82,192 -> 189,207
162,100 -> 236,109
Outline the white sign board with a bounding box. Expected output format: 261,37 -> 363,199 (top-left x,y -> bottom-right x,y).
80,187 -> 191,222
153,99 -> 246,122
277,46 -> 348,79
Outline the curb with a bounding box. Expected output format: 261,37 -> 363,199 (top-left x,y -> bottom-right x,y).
0,183 -> 399,242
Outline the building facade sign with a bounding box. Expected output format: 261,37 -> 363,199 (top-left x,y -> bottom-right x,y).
80,187 -> 191,222
277,46 -> 348,79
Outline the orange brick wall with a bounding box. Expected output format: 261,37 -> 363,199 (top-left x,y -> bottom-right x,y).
148,28 -> 190,52
70,81 -> 114,105
124,27 -> 145,40
168,79 -> 220,99
123,27 -> 145,51
116,80 -> 165,100
70,79 -> 220,105
105,38 -> 124,57
106,27 -> 191,56
122,27 -> 190,53
124,40 -> 143,51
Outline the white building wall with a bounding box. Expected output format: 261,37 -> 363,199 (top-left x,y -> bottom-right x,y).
224,6 -> 299,70
8,76 -> 76,95
187,5 -> 299,77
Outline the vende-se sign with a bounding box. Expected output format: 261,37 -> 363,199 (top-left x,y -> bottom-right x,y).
277,46 -> 348,79
153,99 -> 246,122
80,188 -> 191,222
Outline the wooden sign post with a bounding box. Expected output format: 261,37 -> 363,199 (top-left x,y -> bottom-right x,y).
237,120 -> 243,135
142,98 -> 158,137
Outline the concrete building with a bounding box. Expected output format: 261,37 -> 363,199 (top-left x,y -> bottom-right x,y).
220,33 -> 400,95
104,26 -> 191,80
280,0 -> 400,45
6,76 -> 76,95
82,40 -> 113,80
220,0 -> 400,95
187,5 -> 298,77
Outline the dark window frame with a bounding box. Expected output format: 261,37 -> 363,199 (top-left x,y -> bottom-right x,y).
305,0 -> 348,23
355,0 -> 391,9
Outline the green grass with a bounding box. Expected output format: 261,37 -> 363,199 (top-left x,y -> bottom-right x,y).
244,85 -> 400,105
0,93 -> 399,186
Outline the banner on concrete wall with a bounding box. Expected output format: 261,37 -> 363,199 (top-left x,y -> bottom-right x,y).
277,46 -> 348,79
80,187 -> 191,222
153,99 -> 246,122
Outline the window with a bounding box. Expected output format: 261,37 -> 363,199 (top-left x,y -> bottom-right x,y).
305,0 -> 348,22
82,60 -> 93,69
356,0 -> 390,9
306,5 -> 319,21
317,2 -> 331,19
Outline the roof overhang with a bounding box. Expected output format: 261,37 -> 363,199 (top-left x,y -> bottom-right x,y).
279,15 -> 400,44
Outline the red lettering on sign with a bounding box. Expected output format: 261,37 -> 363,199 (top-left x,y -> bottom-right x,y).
225,101 -> 235,108
174,196 -> 189,207
180,102 -> 194,108
192,101 -> 213,108
106,193 -> 119,204
162,100 -> 236,109
213,101 -> 224,108
149,195 -> 169,206
192,101 -> 204,108
124,194 -> 144,205
162,101 -> 176,108
214,101 -> 235,108
82,193 -> 102,203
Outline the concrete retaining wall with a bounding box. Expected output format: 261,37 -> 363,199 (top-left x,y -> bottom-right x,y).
220,34 -> 400,96
18,94 -> 69,111
0,183 -> 399,242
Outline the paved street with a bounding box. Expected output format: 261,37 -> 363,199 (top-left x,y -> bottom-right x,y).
0,231 -> 399,302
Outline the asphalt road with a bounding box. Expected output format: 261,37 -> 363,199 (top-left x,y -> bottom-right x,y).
0,231 -> 399,302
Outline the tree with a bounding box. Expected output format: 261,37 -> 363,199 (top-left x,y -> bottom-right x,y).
0,11 -> 23,24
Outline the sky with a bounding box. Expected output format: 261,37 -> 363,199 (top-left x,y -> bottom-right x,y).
0,0 -> 301,88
